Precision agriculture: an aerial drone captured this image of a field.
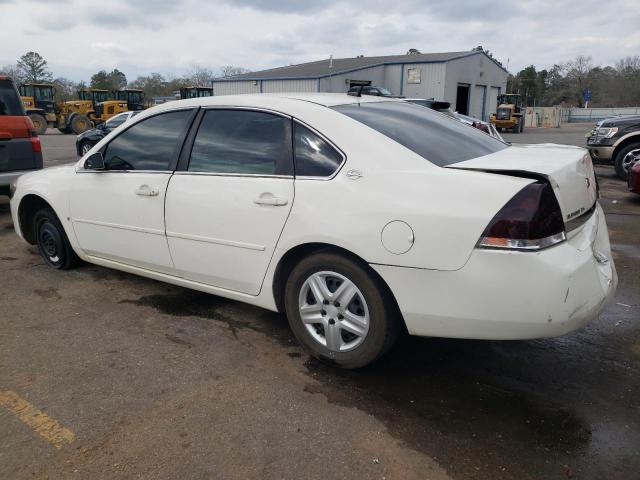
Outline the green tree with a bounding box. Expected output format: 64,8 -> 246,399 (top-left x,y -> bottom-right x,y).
17,51 -> 53,83
90,69 -> 128,90
128,73 -> 168,97
90,70 -> 110,89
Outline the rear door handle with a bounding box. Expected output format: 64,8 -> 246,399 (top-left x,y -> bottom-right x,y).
135,185 -> 159,197
253,193 -> 288,206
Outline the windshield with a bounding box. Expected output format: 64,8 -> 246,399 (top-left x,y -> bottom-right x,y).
377,87 -> 392,95
34,86 -> 54,100
129,92 -> 143,103
94,91 -> 110,103
332,101 -> 508,167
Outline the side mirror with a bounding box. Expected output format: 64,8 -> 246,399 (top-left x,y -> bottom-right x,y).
84,152 -> 105,170
96,122 -> 106,131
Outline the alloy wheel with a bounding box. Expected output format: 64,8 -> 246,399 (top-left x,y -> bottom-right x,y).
298,271 -> 369,352
622,148 -> 640,172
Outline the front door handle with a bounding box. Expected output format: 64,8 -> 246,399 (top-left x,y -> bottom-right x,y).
253,193 -> 288,206
135,185 -> 159,197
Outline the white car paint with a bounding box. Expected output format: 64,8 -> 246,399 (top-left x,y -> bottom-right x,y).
10,93 -> 617,346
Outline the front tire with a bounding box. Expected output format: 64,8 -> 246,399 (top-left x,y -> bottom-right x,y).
284,252 -> 400,368
80,140 -> 93,156
614,143 -> 640,180
70,115 -> 91,134
34,208 -> 80,270
29,113 -> 47,135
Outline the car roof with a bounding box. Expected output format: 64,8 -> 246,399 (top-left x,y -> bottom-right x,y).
154,93 -> 401,111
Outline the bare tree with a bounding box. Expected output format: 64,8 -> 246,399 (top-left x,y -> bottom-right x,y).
219,65 -> 250,78
187,65 -> 215,86
0,63 -> 24,84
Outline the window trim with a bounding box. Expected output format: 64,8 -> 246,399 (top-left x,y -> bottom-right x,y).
78,107 -> 198,174
176,106 -> 294,178
292,118 -> 347,181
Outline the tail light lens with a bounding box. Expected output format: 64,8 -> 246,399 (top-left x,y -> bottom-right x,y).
477,182 -> 566,251
30,136 -> 42,153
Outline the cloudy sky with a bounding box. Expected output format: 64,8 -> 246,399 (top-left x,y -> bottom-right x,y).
1,0 -> 638,82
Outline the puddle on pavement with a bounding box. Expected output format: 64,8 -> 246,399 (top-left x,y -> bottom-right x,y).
301,336 -> 596,479
119,290 -> 294,347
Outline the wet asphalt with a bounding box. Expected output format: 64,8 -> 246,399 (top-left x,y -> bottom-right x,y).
0,125 -> 638,479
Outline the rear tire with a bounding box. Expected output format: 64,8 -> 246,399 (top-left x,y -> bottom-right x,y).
284,252 -> 400,369
512,121 -> 521,133
614,143 -> 640,180
33,208 -> 80,270
71,115 -> 91,134
29,113 -> 47,135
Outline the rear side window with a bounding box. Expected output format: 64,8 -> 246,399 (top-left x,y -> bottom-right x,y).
0,79 -> 24,116
333,102 -> 507,166
294,123 -> 343,177
103,110 -> 192,171
188,109 -> 292,175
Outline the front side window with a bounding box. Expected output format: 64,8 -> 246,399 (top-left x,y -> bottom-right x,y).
188,109 -> 291,175
333,102 -> 507,167
103,109 -> 192,171
294,123 -> 343,177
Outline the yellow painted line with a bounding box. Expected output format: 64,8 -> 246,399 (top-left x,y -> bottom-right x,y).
0,390 -> 75,449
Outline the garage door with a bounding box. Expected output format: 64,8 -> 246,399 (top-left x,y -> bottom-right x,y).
488,87 -> 500,118
472,85 -> 486,120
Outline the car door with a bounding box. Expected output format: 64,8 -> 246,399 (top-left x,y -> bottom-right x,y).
70,108 -> 195,273
165,108 -> 294,295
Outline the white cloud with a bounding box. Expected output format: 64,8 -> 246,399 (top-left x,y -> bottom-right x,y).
0,0 -> 638,82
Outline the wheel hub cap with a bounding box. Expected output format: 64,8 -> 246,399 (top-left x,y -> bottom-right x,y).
623,149 -> 640,171
298,271 -> 370,352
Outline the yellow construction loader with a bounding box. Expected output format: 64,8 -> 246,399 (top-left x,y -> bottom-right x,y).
490,93 -> 525,133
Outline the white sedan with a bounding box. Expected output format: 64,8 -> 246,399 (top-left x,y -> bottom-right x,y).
9,93 -> 617,368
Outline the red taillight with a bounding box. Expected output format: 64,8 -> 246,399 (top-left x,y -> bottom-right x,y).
30,135 -> 42,152
477,182 -> 566,251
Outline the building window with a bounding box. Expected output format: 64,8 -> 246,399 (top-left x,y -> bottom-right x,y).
407,68 -> 421,84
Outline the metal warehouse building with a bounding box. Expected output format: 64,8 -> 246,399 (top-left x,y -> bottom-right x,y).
211,50 -> 508,121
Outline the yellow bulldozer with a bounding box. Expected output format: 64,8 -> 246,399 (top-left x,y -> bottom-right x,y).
20,84 -> 143,134
20,84 -> 104,134
490,93 -> 525,133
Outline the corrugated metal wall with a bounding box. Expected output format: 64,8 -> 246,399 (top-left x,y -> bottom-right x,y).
262,79 -> 318,93
401,63 -> 446,99
212,81 -> 260,96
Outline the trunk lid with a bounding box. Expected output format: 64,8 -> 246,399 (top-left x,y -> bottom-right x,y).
450,144 -> 598,226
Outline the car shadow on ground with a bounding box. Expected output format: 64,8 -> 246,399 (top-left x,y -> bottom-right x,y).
118,275 -> 622,478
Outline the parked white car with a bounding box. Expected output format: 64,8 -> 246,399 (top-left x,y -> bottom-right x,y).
9,93 -> 617,368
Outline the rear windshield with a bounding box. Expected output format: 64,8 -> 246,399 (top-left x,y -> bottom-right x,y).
0,79 -> 24,116
332,101 -> 507,166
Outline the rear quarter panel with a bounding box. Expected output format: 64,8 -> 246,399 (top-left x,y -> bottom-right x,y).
274,105 -> 532,271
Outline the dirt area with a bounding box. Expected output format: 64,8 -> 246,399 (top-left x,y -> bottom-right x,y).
0,125 -> 638,479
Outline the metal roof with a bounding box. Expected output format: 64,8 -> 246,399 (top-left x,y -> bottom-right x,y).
215,50 -> 507,82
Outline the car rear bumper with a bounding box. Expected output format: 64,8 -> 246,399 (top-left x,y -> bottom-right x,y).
372,204 -> 617,340
587,145 -> 614,162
